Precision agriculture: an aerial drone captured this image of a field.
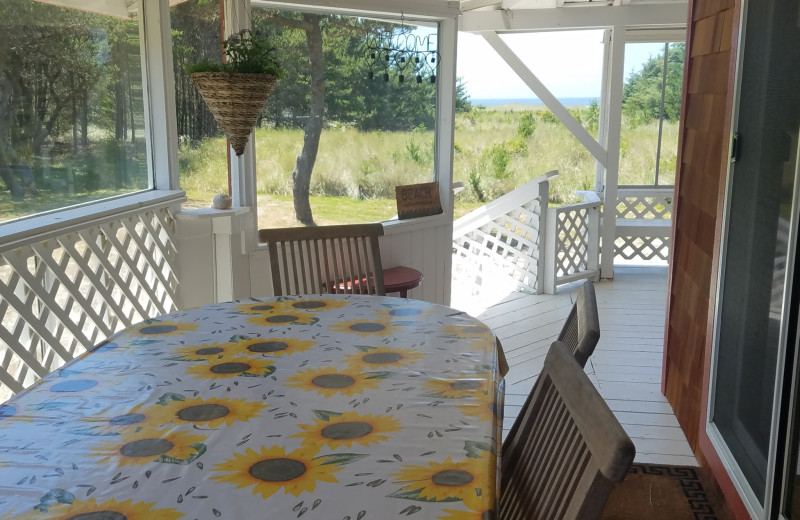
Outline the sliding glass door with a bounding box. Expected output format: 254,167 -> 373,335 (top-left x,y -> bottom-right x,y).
709,0 -> 800,517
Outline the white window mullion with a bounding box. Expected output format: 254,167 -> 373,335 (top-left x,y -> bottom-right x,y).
140,0 -> 181,191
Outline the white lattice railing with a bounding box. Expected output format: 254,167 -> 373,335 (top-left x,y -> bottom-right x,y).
543,191 -> 601,293
0,200 -> 179,402
452,171 -> 557,297
615,185 -> 674,262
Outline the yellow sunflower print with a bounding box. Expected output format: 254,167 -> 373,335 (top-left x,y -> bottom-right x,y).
148,397 -> 267,428
236,336 -> 316,357
330,318 -> 399,337
392,456 -> 490,510
212,445 -> 341,499
283,297 -> 348,312
233,301 -> 287,315
186,357 -> 275,379
292,411 -> 401,449
441,321 -> 493,341
78,404 -> 156,433
132,320 -> 198,337
174,342 -> 240,361
286,367 -> 381,397
12,498 -> 181,520
92,427 -> 206,466
344,347 -> 425,370
425,377 -> 489,399
246,311 -> 317,327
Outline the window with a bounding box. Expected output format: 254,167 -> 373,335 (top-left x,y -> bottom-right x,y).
176,6 -> 441,227
619,41 -> 684,186
171,0 -> 227,206
0,0 -> 149,223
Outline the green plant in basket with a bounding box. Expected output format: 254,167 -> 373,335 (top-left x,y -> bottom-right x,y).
186,29 -> 284,77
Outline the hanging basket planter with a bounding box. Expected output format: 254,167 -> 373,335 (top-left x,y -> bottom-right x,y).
190,72 -> 277,156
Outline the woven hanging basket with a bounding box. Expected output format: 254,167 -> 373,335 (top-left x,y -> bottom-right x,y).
190,72 -> 277,156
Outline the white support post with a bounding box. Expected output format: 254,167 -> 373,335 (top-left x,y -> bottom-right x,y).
544,206 -> 557,294
587,200 -> 601,282
140,0 -> 181,190
437,16 -> 458,306
599,25 -> 625,280
537,178 -> 550,294
595,28 -> 612,194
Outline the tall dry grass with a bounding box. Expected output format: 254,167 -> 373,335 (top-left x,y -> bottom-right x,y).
179,107 -> 678,214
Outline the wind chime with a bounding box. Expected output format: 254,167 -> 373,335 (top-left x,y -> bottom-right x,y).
365,15 -> 440,84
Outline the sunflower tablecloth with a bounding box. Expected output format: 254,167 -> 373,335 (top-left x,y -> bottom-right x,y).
0,295 -> 505,520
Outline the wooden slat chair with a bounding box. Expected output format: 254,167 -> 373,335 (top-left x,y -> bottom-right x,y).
557,280 -> 600,367
258,223 -> 385,296
504,280 -> 601,449
499,341 -> 635,520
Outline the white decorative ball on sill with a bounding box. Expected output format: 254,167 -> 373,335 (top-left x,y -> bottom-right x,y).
212,193 -> 232,210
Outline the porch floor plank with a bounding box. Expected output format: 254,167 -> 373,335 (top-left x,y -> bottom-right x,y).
452,265 -> 698,465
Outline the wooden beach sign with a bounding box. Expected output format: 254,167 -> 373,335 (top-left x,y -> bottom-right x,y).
395,182 -> 443,219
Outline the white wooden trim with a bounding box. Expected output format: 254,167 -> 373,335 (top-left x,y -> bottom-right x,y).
0,191 -> 185,252
460,3 -> 688,32
252,0 -> 460,18
595,28 -> 611,194
481,32 -> 608,167
141,0 -> 181,190
599,26 -> 625,279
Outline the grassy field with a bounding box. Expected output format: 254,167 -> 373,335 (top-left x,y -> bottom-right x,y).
180,106 -> 679,228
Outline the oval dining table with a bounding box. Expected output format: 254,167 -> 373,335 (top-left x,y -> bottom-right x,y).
0,294 -> 505,520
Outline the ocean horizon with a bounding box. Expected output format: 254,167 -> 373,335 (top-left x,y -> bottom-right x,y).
471,96 -> 598,107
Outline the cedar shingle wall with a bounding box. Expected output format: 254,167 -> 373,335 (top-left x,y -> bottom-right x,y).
664,0 -> 736,450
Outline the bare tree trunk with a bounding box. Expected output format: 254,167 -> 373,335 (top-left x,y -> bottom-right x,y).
292,14 -> 324,226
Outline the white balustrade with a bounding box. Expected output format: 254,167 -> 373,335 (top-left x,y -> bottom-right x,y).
615,185 -> 674,262
0,202 -> 179,402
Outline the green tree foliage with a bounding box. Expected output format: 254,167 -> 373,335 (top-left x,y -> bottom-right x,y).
622,43 -> 684,127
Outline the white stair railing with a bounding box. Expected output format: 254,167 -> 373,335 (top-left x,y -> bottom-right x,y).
452,171 -> 557,296
615,185 -> 674,262
0,202 -> 179,402
543,191 -> 602,293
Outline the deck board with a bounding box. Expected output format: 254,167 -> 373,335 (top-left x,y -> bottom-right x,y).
452,266 -> 698,465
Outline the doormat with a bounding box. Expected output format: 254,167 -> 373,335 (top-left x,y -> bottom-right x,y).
599,463 -> 734,520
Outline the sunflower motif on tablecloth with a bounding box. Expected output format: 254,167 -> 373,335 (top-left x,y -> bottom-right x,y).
292,411 -> 401,449
174,342 -> 240,361
185,356 -> 275,379
131,320 -> 198,337
237,337 -> 317,357
233,301 -> 286,315
91,427 -> 206,466
286,367 -> 382,397
73,404 -> 157,435
212,445 -> 341,499
12,497 -> 182,520
440,322 -> 493,342
424,377 -> 490,399
344,346 -> 425,370
391,455 -> 490,510
283,298 -> 349,312
245,311 -> 318,327
148,396 -> 267,429
330,318 -> 399,337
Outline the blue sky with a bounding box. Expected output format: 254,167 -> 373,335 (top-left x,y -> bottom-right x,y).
456,30 -> 665,100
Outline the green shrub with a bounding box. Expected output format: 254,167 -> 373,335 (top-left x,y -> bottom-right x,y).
517,112 -> 536,138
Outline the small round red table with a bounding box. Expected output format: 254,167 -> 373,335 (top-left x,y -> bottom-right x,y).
383,266 -> 424,298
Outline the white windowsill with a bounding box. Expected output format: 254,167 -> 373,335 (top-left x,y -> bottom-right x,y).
0,190 -> 186,250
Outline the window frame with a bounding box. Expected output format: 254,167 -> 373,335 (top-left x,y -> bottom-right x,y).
0,0 -> 183,237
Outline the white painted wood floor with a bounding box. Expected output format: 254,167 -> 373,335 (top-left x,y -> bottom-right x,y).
450,265 -> 698,466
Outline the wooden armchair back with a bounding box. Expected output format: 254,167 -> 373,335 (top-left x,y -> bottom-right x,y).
500,341 -> 635,520
258,223 -> 385,296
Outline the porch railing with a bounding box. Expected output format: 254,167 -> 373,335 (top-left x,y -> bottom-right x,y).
0,200 -> 179,401
615,185 -> 674,262
452,171 -> 557,297
543,191 -> 601,293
